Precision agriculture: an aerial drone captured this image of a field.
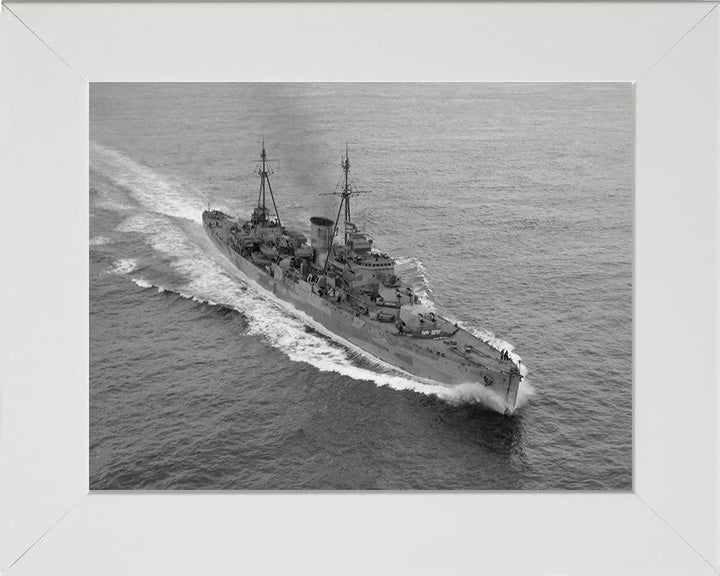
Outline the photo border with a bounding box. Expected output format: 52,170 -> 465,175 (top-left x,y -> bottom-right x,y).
1,2 -> 718,574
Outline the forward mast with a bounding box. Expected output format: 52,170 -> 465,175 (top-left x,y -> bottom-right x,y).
251,140 -> 282,229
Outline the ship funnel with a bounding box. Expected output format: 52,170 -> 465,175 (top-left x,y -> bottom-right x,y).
310,216 -> 334,267
310,216 -> 334,250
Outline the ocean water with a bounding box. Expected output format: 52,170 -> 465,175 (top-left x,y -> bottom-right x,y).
90,83 -> 632,490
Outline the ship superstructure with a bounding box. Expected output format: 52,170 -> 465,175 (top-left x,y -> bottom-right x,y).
202,144 -> 522,415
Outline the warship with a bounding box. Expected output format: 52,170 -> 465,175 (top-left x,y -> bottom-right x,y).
202,144 -> 522,415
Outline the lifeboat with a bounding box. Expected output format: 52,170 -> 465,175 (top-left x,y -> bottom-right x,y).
376,311 -> 396,323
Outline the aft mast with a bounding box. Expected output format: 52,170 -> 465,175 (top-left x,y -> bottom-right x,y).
327,144 -> 371,245
321,145 -> 372,274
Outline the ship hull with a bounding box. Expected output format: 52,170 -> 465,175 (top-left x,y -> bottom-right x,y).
204,220 -> 521,415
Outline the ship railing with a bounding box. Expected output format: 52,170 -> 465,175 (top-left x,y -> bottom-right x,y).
406,329 -> 457,340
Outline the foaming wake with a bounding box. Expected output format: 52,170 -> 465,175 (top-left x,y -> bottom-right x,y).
110,258 -> 138,275
90,236 -> 112,246
91,142 -> 210,222
131,278 -> 156,290
94,143 -> 533,412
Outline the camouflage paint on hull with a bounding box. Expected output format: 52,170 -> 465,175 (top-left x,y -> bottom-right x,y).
204,219 -> 521,415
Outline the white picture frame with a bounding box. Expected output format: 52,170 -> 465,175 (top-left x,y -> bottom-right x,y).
1,2 -> 718,574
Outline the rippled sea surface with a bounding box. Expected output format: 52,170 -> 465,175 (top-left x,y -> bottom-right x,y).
90,83 -> 632,490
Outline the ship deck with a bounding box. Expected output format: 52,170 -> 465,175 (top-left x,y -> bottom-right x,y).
203,209 -> 517,378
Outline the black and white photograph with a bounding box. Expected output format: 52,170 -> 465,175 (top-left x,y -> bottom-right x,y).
89,82 -> 632,490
